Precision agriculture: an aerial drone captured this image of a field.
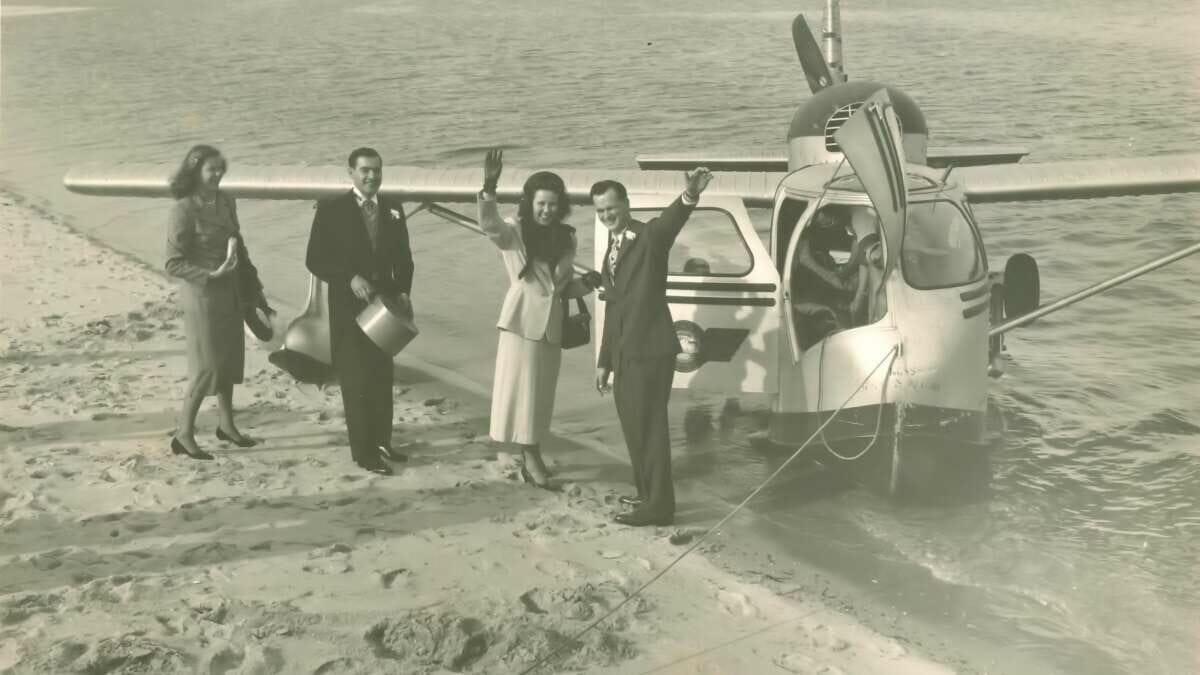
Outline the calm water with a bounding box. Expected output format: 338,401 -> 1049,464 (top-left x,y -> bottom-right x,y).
2,1 -> 1198,673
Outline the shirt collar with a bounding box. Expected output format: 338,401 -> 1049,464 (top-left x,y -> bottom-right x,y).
352,186 -> 377,206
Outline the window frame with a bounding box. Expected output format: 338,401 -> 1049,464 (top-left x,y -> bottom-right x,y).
899,198 -> 988,291
629,206 -> 756,278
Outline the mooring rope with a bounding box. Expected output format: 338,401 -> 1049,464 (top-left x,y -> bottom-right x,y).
519,344 -> 901,674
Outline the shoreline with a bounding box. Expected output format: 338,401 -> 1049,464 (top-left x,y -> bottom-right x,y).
0,189 -> 967,674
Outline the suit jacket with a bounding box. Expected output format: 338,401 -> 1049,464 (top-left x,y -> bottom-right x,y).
477,193 -> 576,344
305,190 -> 414,354
597,195 -> 696,369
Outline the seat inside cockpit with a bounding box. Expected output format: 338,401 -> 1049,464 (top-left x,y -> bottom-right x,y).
780,200 -> 886,350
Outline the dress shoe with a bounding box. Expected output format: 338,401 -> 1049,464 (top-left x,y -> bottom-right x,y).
613,509 -> 673,527
520,465 -> 560,493
171,436 -> 214,460
356,459 -> 394,476
215,427 -> 258,448
377,445 -> 408,463
618,495 -> 645,507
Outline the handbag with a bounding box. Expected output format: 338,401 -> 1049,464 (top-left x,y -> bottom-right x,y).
560,296 -> 591,349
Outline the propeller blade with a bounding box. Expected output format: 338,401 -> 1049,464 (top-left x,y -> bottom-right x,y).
792,14 -> 840,93
832,88 -> 907,275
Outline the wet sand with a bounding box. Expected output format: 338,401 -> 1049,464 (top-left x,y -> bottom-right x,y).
0,192 -> 964,673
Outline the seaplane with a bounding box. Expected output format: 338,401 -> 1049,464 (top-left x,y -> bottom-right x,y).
63,1 -> 1200,497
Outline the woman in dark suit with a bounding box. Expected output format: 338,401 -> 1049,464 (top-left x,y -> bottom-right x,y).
165,144 -> 269,459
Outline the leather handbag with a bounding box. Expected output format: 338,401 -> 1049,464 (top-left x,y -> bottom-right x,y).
560,296 -> 591,349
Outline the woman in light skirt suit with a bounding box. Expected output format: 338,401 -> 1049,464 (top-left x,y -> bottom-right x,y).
478,150 -> 600,489
165,145 -> 270,460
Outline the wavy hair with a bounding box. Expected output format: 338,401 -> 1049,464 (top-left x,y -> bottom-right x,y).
169,144 -> 223,199
516,171 -> 574,280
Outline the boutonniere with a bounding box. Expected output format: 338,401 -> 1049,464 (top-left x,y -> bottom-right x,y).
624,230 -> 638,241
389,208 -> 401,220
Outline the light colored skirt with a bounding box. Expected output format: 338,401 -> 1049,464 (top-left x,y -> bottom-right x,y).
178,277 -> 244,397
490,329 -> 562,445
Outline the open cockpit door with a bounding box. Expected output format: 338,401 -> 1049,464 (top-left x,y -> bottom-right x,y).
593,195 -> 782,394
780,194 -> 892,364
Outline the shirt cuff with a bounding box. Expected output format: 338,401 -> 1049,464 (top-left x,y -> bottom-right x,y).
681,191 -> 699,206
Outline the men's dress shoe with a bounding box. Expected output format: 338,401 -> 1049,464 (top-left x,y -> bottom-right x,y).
171,437 -> 214,461
377,445 -> 408,463
613,510 -> 673,527
618,495 -> 645,507
216,428 -> 258,448
357,459 -> 394,476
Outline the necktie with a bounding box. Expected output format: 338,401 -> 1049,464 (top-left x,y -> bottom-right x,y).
608,232 -> 623,276
361,198 -> 379,251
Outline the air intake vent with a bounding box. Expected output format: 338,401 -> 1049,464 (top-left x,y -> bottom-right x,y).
824,102 -> 862,152
824,102 -> 904,152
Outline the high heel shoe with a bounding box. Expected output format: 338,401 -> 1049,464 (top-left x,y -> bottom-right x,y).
519,465 -> 560,493
171,436 -> 214,460
215,428 -> 258,448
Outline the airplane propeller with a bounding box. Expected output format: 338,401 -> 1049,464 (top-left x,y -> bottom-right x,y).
792,14 -> 841,93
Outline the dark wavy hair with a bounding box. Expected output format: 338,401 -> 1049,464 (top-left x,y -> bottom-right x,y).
516,171 -> 574,280
348,147 -> 382,167
169,144 -> 224,199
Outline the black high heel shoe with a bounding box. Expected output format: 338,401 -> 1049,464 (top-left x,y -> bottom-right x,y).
171,436 -> 214,460
520,465 -> 560,493
215,428 -> 258,448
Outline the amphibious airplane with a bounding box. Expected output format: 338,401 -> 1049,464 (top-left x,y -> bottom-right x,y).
63,1 -> 1200,496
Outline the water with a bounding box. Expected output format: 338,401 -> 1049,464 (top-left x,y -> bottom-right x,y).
3,1 -> 1198,672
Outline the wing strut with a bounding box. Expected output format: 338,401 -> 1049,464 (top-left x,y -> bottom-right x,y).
990,240 -> 1200,336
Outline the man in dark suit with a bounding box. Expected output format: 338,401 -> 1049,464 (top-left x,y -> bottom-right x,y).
593,167 -> 713,526
306,147 -> 414,476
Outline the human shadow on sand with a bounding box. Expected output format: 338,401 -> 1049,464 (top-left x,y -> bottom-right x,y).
0,480 -> 552,595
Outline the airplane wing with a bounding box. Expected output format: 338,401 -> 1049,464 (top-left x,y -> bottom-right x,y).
63,163 -> 783,207
959,153 -> 1200,203
635,146 -> 1029,172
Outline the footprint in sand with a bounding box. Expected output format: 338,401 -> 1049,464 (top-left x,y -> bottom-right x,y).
874,636 -> 908,658
312,657 -> 360,674
303,544 -> 353,575
378,568 -> 409,589
774,652 -> 822,674
716,589 -> 757,618
534,558 -> 586,580
807,624 -> 850,652
1,590 -> 63,624
177,542 -> 238,566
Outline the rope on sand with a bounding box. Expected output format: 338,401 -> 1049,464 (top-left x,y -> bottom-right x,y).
520,344 -> 902,674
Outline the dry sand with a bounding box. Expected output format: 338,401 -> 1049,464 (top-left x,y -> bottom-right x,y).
0,192 -> 957,674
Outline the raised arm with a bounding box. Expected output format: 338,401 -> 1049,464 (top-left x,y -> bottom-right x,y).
647,167 -> 713,249
477,193 -> 519,250
477,148 -> 519,250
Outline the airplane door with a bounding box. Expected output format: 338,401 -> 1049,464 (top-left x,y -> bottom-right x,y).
593,195 -> 782,394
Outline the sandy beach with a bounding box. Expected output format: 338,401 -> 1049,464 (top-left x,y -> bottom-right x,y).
0,192 -> 960,674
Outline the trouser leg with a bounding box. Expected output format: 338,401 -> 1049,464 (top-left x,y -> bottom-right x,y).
366,343 -> 394,449
639,357 -> 675,516
335,328 -> 375,464
613,363 -> 647,499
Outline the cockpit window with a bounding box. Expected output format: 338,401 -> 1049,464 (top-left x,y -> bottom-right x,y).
631,207 -> 753,277
901,201 -> 985,289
